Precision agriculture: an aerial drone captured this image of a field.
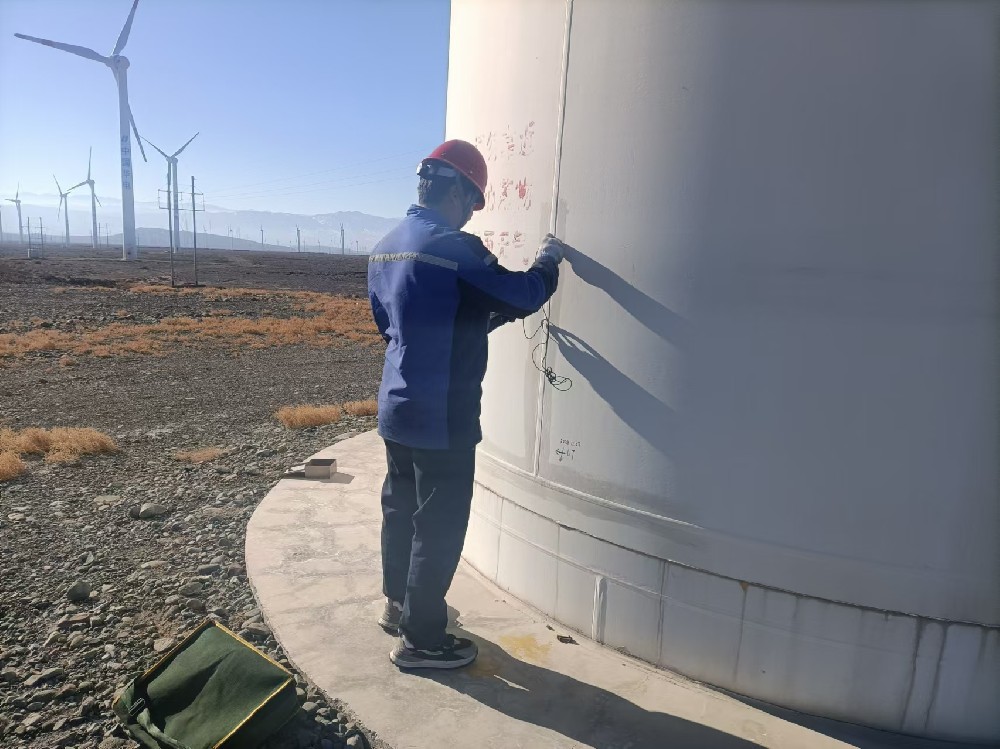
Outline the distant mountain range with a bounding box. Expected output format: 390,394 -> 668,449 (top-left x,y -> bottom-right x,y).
0,193 -> 400,252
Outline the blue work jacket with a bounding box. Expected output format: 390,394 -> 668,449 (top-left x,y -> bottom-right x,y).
368,205 -> 558,450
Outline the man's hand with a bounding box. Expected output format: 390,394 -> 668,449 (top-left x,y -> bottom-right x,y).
537,233 -> 572,265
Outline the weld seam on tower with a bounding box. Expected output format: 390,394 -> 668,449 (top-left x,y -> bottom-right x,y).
532,0 -> 575,477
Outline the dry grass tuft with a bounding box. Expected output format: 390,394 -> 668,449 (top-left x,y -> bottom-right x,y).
275,404 -> 343,429
0,426 -> 117,459
0,452 -> 26,482
174,447 -> 226,464
58,355 -> 78,368
0,427 -> 117,478
0,285 -> 380,365
44,428 -> 118,462
9,427 -> 52,455
342,399 -> 378,417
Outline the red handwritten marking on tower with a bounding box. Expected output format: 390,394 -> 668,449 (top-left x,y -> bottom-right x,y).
475,121 -> 536,163
471,121 -> 540,265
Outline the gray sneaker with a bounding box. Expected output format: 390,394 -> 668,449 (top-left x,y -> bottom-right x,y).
389,633 -> 478,669
378,599 -> 403,634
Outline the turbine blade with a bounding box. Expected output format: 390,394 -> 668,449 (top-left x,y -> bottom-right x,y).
57,196 -> 62,221
14,33 -> 107,63
112,0 -> 140,56
15,183 -> 18,200
95,193 -> 102,207
53,174 -> 62,194
88,147 -> 92,180
142,136 -> 169,160
129,107 -> 147,162
172,132 -> 199,158
69,181 -> 88,191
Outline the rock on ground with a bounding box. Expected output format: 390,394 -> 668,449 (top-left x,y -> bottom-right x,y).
0,251 -> 388,749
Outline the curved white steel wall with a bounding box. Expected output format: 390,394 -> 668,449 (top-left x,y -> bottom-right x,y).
448,0 -> 1000,742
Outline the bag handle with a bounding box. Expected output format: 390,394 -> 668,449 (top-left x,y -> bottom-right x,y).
125,689 -> 194,749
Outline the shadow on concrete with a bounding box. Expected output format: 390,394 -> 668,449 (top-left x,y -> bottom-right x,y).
725,692 -> 994,749
417,636 -> 759,749
325,472 -> 355,485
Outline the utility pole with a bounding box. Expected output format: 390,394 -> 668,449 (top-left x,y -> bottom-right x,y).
160,170 -> 175,287
191,176 -> 198,286
340,223 -> 345,254
38,218 -> 45,250
296,226 -> 301,253
228,226 -> 234,251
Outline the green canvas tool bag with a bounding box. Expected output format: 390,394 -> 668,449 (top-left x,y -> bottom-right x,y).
112,619 -> 299,749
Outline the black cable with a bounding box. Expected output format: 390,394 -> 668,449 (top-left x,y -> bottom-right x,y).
522,305 -> 573,392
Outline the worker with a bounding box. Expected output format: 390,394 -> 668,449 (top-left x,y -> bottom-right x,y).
368,139 -> 569,669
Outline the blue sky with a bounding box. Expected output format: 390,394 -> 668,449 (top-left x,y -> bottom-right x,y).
0,0 -> 450,218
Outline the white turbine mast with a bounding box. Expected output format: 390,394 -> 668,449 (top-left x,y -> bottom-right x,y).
68,148 -> 103,249
15,0 -> 148,261
5,184 -> 24,246
53,175 -> 79,247
142,133 -> 198,255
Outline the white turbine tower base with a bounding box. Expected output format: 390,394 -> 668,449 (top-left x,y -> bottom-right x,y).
15,0 -> 148,260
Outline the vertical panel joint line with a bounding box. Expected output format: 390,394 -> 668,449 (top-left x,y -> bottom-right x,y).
531,0 -> 574,476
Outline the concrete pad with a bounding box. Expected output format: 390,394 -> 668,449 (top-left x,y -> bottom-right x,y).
246,432 -> 973,749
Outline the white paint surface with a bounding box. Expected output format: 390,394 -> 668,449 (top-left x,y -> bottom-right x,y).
450,0 -> 1000,741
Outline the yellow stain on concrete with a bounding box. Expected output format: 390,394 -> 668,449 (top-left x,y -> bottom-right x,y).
465,649 -> 502,679
499,633 -> 551,663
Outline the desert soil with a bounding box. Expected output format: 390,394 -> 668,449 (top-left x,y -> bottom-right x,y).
0,245 -> 389,749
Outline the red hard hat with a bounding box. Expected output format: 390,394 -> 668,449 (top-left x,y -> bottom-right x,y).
419,139 -> 488,211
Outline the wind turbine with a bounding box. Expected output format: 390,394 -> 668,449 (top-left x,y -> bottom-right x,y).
142,133 -> 198,253
68,148 -> 102,249
15,0 -> 148,261
54,175 -> 79,247
5,185 -> 24,245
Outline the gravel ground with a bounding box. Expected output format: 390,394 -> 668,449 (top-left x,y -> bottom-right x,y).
0,247 -> 391,749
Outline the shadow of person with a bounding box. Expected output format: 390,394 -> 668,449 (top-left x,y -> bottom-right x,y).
565,248 -> 692,350
548,326 -> 679,456
414,635 -> 761,749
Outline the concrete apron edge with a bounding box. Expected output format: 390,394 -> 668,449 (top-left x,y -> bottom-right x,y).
246,430 -> 987,749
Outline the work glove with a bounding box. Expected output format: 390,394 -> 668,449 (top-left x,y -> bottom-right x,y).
537,233 -> 570,265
